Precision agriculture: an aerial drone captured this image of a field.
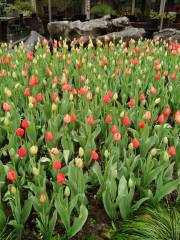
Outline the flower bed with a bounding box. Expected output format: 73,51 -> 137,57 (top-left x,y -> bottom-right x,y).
0,38 -> 180,239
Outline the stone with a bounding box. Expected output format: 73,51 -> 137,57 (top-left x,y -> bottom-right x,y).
153,28 -> 180,43
24,31 -> 46,51
98,27 -> 146,43
48,16 -> 130,41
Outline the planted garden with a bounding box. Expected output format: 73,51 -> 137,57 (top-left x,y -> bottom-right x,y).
0,38 -> 180,239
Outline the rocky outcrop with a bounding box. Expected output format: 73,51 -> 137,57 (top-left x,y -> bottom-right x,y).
48,16 -> 130,41
24,30 -> 46,51
153,28 -> 180,43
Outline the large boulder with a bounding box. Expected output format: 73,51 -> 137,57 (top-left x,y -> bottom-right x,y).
48,16 -> 130,40
153,28 -> 180,43
98,27 -> 146,43
24,31 -> 46,51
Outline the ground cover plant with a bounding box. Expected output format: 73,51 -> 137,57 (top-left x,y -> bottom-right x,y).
0,37 -> 180,239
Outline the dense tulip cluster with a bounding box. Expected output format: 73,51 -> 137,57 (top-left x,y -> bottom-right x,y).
0,37 -> 179,239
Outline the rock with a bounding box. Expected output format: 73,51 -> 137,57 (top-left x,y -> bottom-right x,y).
48,16 -> 130,41
98,27 -> 146,43
24,31 -> 46,51
110,17 -> 129,28
153,28 -> 180,43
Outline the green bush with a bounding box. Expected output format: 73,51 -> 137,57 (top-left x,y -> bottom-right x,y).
0,0 -> 11,16
91,3 -> 117,18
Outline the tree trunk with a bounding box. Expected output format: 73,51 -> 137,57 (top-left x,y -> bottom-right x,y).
31,0 -> 37,13
82,0 -> 90,19
144,0 -> 152,16
131,0 -> 136,16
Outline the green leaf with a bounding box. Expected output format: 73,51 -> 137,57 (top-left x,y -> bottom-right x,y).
48,210 -> 57,239
92,162 -> 103,186
0,208 -> 6,231
68,205 -> 88,238
117,176 -> 130,220
0,161 -> 5,190
140,136 -> 156,158
55,198 -> 70,232
132,197 -> 149,212
21,198 -> 32,224
142,165 -> 164,187
154,179 -> 180,203
63,150 -> 70,165
102,187 -> 117,220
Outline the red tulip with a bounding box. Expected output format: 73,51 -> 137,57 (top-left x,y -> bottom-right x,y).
56,173 -> 65,184
163,107 -> 171,117
7,170 -> 17,181
64,114 -> 71,124
114,132 -> 121,142
174,111 -> 180,124
21,119 -> 29,129
123,116 -> 131,127
36,93 -> 43,102
131,138 -> 140,149
53,160 -> 62,170
3,103 -> 11,112
91,151 -> 99,161
18,147 -> 27,158
128,99 -> 135,108
24,88 -> 31,96
157,114 -> 164,124
16,128 -> 24,137
168,146 -> 176,156
45,132 -> 54,141
106,115 -> 112,124
111,124 -> 117,134
71,114 -> 77,122
87,115 -> 94,126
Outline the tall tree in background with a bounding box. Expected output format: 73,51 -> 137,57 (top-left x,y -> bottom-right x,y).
131,0 -> 136,15
142,0 -> 152,16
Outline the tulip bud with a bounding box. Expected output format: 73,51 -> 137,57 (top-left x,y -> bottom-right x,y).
113,93 -> 118,100
95,87 -> 100,93
30,146 -> 38,155
39,193 -> 46,203
120,111 -> 124,118
52,103 -> 57,112
64,186 -> 70,197
79,147 -> 84,157
150,148 -> 157,156
75,157 -> 83,168
12,71 -> 17,78
8,148 -> 15,157
104,150 -> 109,158
32,167 -> 39,176
147,189 -> 153,198
4,88 -> 12,97
154,98 -> 160,105
169,85 -> 173,92
136,79 -> 142,87
43,79 -> 47,85
163,151 -> 169,161
10,185 -> 17,194
4,117 -> 9,126
128,143 -> 134,150
28,103 -> 33,109
163,137 -> 168,144
128,178 -> 134,188
69,93 -> 74,101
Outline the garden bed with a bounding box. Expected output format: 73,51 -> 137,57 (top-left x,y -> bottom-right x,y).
0,37 -> 179,240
